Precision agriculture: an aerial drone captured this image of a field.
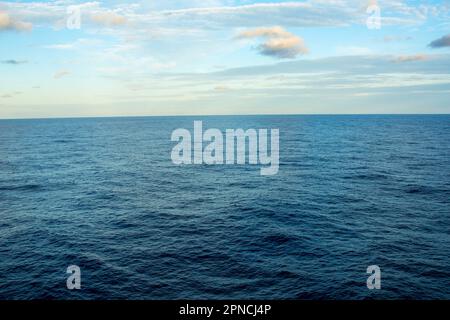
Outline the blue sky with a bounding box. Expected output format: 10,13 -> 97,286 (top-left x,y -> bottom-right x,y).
1,0 -> 450,118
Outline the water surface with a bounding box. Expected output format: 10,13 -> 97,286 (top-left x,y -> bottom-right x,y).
0,115 -> 449,299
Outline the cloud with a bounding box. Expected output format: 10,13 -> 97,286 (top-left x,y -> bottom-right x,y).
43,38 -> 103,51
336,46 -> 372,56
154,1 -> 432,29
44,43 -> 75,50
391,54 -> 428,63
54,70 -> 70,79
237,26 -> 295,39
1,91 -> 22,99
429,34 -> 450,48
0,11 -> 32,32
236,26 -> 308,59
216,54 -> 450,78
2,0 -> 436,35
1,59 -> 28,65
90,12 -> 127,27
383,35 -> 412,42
214,85 -> 231,92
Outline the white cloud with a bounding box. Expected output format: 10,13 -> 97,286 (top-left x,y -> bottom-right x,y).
45,43 -> 75,50
2,0 -> 443,32
43,38 -> 103,50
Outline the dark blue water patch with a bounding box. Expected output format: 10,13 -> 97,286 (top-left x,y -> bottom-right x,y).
404,184 -> 449,195
0,115 -> 449,299
342,173 -> 390,181
53,139 -> 76,144
0,184 -> 42,192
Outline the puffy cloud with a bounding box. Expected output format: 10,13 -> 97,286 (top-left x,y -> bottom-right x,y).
0,11 -> 32,31
236,26 -> 308,59
429,34 -> 450,48
391,54 -> 428,63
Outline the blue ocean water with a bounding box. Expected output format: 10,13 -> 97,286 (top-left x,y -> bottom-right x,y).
0,115 -> 449,300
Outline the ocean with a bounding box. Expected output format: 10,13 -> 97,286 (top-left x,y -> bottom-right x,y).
0,115 -> 449,300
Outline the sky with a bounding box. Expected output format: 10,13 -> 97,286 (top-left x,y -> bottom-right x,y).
1,0 -> 450,118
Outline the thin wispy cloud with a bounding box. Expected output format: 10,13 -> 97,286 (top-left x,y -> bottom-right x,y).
151,1 -> 433,28
44,43 -> 75,50
335,46 -> 372,56
53,70 -> 70,79
391,54 -> 428,63
1,91 -> 22,99
43,38 -> 102,51
2,0 -> 440,33
237,26 -> 308,59
90,12 -> 127,27
1,59 -> 28,65
383,35 -> 412,42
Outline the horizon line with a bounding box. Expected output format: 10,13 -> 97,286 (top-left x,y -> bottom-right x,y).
1,113 -> 449,121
